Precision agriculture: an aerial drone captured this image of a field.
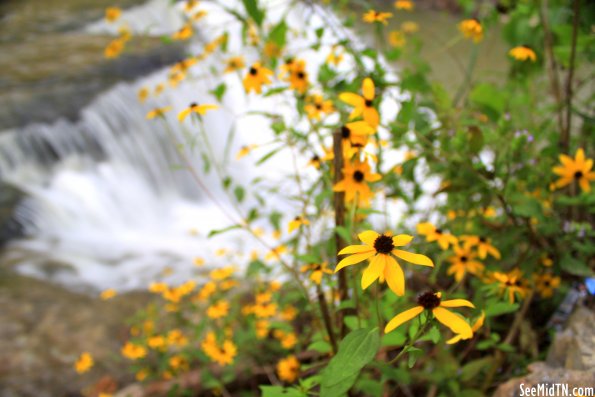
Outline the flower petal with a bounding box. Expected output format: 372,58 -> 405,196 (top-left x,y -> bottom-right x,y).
384,306 -> 423,334
392,249 -> 434,267
358,230 -> 380,246
392,234 -> 413,247
335,251 -> 375,272
361,254 -> 385,290
338,245 -> 375,255
440,299 -> 475,308
432,307 -> 473,338
339,92 -> 365,107
384,258 -> 405,296
362,78 -> 375,101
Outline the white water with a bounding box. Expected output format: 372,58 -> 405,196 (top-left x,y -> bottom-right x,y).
0,0 -> 442,292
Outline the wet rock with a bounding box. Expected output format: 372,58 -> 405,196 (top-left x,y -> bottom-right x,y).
0,271 -> 150,397
0,184 -> 25,246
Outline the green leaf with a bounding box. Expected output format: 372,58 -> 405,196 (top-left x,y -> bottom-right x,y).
335,226 -> 352,243
210,83 -> 226,102
260,386 -> 306,397
268,20 -> 288,48
234,186 -> 245,202
208,224 -> 242,238
321,328 -> 380,396
485,302 -> 519,317
406,346 -> 423,368
242,0 -> 264,26
460,357 -> 494,382
307,341 -> 332,354
560,254 -> 594,277
256,147 -> 282,165
469,83 -> 507,119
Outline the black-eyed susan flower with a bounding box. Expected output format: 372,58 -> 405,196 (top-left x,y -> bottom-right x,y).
147,335 -> 166,350
340,121 -> 376,149
305,95 -> 334,120
201,332 -> 237,366
288,216 -> 309,233
104,39 -> 125,59
339,77 -> 380,129
236,144 -> 258,160
172,24 -> 193,40
146,106 -> 172,120
177,102 -> 218,122
286,59 -> 309,94
489,269 -> 528,303
394,0 -> 414,11
416,222 -> 458,250
509,45 -> 537,62
389,30 -> 406,48
552,148 -> 595,192
100,288 -> 117,300
447,311 -> 485,344
207,300 -> 230,319
300,262 -> 332,285
243,62 -> 274,94
224,56 -> 245,73
105,7 -> 121,23
274,330 -> 298,349
118,25 -> 132,42
277,355 -> 300,383
385,291 -> 474,342
363,10 -> 393,25
74,352 -> 94,373
458,19 -> 483,43
326,46 -> 344,66
447,244 -> 484,282
137,87 -> 149,103
121,342 -> 147,360
335,230 -> 434,296
461,235 -> 501,259
534,273 -> 561,298
333,159 -> 381,205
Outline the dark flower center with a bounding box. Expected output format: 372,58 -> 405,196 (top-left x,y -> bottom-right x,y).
506,279 -> 520,287
297,71 -> 305,79
460,256 -> 468,263
373,234 -> 394,254
312,263 -> 322,271
341,126 -> 351,139
190,102 -> 198,108
353,170 -> 365,182
417,291 -> 441,310
574,171 -> 583,179
249,67 -> 257,75
479,236 -> 487,243
311,155 -> 320,162
543,280 -> 551,287
365,99 -> 373,107
315,104 -> 322,110
435,228 -> 443,234
294,216 -> 301,221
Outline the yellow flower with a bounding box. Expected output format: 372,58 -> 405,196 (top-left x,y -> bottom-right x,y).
184,0 -> 199,12
447,244 -> 484,282
280,306 -> 297,321
288,216 -> 309,233
333,159 -> 381,206
225,56 -> 245,73
137,87 -> 149,103
363,10 -> 393,25
236,144 -> 258,160
104,39 -> 125,59
401,21 -> 419,33
277,355 -> 300,383
210,266 -> 235,280
172,24 -> 193,40
207,300 -> 230,319
135,368 -> 149,381
458,19 -> 483,43
385,292 -> 474,343
326,47 -> 344,66
275,331 -> 298,349
461,235 -> 501,259
177,103 -> 219,122
193,257 -> 205,267
447,311 -> 485,344
154,83 -> 165,96
253,302 -> 277,318
339,78 -> 380,128
552,148 -> 595,192
340,121 -> 376,150
300,262 -> 332,285
394,0 -> 414,10
509,45 -> 537,62
149,282 -> 168,293
105,7 -> 121,23
118,25 -> 132,42
191,10 -> 208,22
416,222 -> 458,250
121,342 -> 147,360
489,269 -> 528,303
335,230 -> 434,296
266,245 -> 287,261
540,253 -> 554,267
100,288 -> 117,300
243,63 -> 274,94
534,273 -> 561,298
147,335 -> 166,350
284,59 -> 309,94
255,320 -> 269,338
169,355 -> 188,371
146,106 -> 172,120
201,332 -> 237,366
74,352 -> 94,374
389,30 -> 406,48
305,94 -> 334,120
167,329 -> 188,347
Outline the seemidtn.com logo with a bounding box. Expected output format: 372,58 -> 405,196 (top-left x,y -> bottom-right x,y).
519,383 -> 595,397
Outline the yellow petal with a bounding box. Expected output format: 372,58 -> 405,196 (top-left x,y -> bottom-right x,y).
338,245 -> 375,255
361,254 -> 385,289
339,92 -> 365,107
384,258 -> 405,296
579,177 -> 591,192
392,249 -> 434,267
177,108 -> 192,122
362,78 -> 375,101
365,172 -> 382,183
392,234 -> 413,247
575,148 -> 585,166
440,299 -> 475,308
358,230 -> 380,246
384,306 -> 423,333
416,222 -> 434,235
446,334 -> 463,344
432,307 -> 473,338
335,251 -> 375,272
363,107 -> 380,128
